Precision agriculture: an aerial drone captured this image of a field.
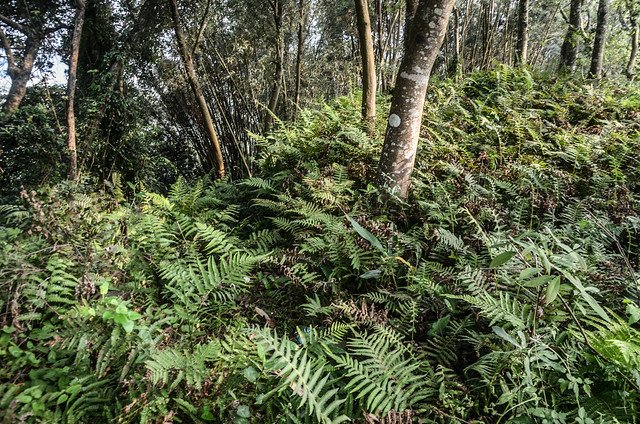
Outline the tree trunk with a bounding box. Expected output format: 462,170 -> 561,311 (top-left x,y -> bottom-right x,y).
515,0 -> 529,66
589,0 -> 609,78
168,0 -> 225,178
403,0 -> 419,51
293,0 -> 305,117
375,0 -> 384,92
264,0 -> 284,133
377,0 -> 455,199
480,0 -> 496,69
67,0 -> 86,181
626,12 -> 638,79
354,0 -> 377,134
1,33 -> 41,113
449,6 -> 461,76
559,0 -> 583,73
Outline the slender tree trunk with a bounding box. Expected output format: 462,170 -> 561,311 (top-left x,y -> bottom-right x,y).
530,2 -> 562,68
1,32 -> 41,113
375,0 -> 384,91
377,0 -> 455,199
449,6 -> 461,76
66,0 -> 86,181
265,0 -> 284,133
168,0 -> 225,177
354,0 -> 377,134
589,0 -> 609,78
559,0 -> 583,73
515,0 -> 529,66
627,15 -> 639,79
293,0 -> 305,117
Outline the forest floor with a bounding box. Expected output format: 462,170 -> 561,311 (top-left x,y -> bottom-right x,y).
2,68 -> 640,423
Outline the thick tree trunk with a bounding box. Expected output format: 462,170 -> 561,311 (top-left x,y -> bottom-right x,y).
293,0 -> 305,117
589,0 -> 609,78
265,0 -> 284,133
515,0 -> 529,66
4,72 -> 30,113
67,1 -> 86,181
559,0 -> 583,73
1,33 -> 41,113
377,0 -> 455,199
354,0 -> 377,134
403,0 -> 419,51
626,15 -> 638,79
169,0 -> 225,177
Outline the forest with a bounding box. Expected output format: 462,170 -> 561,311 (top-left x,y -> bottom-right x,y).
1,0 -> 640,422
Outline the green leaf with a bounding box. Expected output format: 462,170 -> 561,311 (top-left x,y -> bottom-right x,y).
492,326 -> 522,348
243,366 -> 259,383
16,394 -> 32,403
490,251 -> 516,268
236,405 -> 251,418
127,311 -> 142,321
99,281 -> 109,295
201,406 -> 215,421
626,300 -> 640,325
360,270 -> 382,279
113,314 -> 129,325
522,275 -> 554,288
545,276 -> 561,304
122,320 -> 135,333
519,267 -> 542,280
428,315 -> 450,336
66,384 -> 82,395
345,214 -> 385,253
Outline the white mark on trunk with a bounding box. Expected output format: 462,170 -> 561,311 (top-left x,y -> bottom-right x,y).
399,71 -> 427,84
388,114 -> 402,127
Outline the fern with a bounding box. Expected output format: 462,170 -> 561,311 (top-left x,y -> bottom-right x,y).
255,327 -> 349,424
335,328 -> 434,415
146,341 -> 222,389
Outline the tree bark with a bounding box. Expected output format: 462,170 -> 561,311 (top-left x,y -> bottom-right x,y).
449,6 -> 461,76
377,0 -> 455,199
375,0 -> 383,84
403,0 -> 419,51
168,0 -> 225,177
293,0 -> 305,117
1,29 -> 41,113
264,0 -> 284,133
67,0 -> 86,181
589,0 -> 609,78
515,0 -> 529,66
626,11 -> 638,79
354,0 -> 377,134
559,0 -> 583,73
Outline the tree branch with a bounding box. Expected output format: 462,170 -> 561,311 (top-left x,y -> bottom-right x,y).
44,23 -> 72,35
0,26 -> 17,71
191,0 -> 212,57
0,14 -> 29,34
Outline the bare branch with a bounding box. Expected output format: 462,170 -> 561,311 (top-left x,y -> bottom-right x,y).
44,23 -> 72,35
0,26 -> 17,71
191,0 -> 212,57
0,14 -> 29,34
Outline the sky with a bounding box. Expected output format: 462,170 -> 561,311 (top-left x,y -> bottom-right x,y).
0,57 -> 68,95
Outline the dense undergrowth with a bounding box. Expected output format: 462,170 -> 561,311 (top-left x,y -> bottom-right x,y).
2,68 -> 640,423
